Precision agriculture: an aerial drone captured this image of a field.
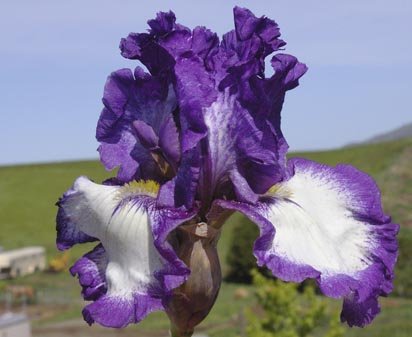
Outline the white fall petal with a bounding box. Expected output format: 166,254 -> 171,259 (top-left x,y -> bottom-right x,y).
264,165 -> 373,277
217,158 -> 398,327
56,177 -> 193,328
62,177 -> 164,295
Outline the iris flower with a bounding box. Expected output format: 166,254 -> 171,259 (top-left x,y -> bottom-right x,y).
56,7 -> 398,337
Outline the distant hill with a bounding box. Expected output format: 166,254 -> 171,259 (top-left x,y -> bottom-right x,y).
366,122 -> 412,143
348,122 -> 412,147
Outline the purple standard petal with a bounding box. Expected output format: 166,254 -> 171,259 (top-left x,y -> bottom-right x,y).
244,54 -> 308,171
216,6 -> 286,84
120,11 -> 190,75
56,177 -> 196,328
215,158 -> 398,327
175,9 -> 306,209
233,7 -> 285,57
117,8 -> 306,210
214,10 -> 307,197
96,67 -> 180,182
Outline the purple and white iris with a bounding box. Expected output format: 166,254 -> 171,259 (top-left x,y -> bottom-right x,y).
56,7 -> 398,336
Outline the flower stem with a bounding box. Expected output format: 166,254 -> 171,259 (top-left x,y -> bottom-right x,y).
169,324 -> 193,337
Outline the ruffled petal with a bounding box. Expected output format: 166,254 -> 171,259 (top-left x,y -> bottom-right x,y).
69,244 -> 107,301
233,7 -> 285,57
216,158 -> 398,327
120,11 -> 190,75
96,67 -> 180,182
117,8 -> 306,210
177,8 -> 305,206
56,177 -> 195,327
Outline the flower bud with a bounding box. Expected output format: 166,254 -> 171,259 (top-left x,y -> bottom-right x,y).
166,222 -> 222,337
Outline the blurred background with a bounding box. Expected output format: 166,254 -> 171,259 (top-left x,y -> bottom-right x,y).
0,1 -> 411,336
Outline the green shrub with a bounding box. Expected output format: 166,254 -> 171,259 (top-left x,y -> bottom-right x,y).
225,216 -> 260,283
246,270 -> 344,337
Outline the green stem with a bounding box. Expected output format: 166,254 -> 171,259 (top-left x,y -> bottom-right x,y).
169,324 -> 194,337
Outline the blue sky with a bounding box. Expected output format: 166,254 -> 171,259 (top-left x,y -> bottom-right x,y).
1,0 -> 411,165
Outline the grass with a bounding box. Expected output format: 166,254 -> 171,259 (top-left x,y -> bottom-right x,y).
339,296 -> 412,337
290,138 -> 412,177
0,138 -> 411,336
0,161 -> 111,264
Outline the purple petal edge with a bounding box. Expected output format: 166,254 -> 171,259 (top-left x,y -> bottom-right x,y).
70,244 -> 108,301
70,240 -> 168,328
215,157 -> 399,327
58,177 -> 197,328
82,292 -> 163,328
56,181 -> 97,250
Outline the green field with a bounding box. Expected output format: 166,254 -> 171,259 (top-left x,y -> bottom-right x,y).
1,137 -> 411,337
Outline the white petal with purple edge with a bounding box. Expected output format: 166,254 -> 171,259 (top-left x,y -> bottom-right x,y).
56,177 -> 194,328
217,157 -> 398,327
265,163 -> 372,277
